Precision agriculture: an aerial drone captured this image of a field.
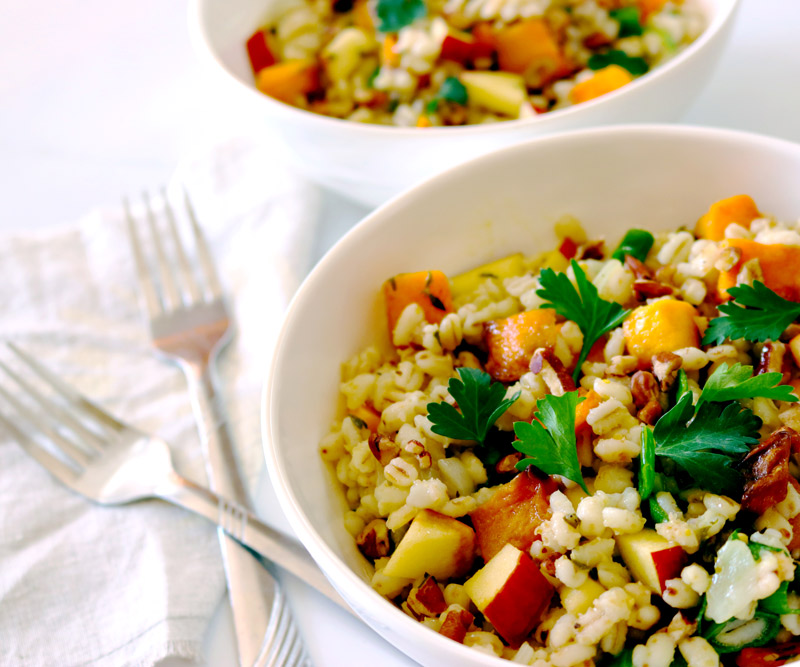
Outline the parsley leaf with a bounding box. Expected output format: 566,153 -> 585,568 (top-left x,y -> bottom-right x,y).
537,260 -> 630,383
697,362 -> 798,407
653,393 -> 760,494
703,281 -> 800,345
376,0 -> 426,33
610,7 -> 643,37
427,367 -> 519,444
513,391 -> 587,492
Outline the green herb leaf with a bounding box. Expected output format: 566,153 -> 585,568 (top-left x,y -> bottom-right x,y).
610,7 -> 644,37
761,581 -> 800,615
587,49 -> 649,75
653,393 -> 761,494
348,414 -> 368,430
376,0 -> 426,33
427,367 -> 519,444
639,426 -> 656,499
439,76 -> 468,105
605,647 -> 634,667
513,391 -> 587,492
537,260 -> 630,382
697,362 -> 798,407
703,281 -> 800,345
611,228 -> 654,263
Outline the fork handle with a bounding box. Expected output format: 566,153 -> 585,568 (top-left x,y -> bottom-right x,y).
160,471 -> 352,614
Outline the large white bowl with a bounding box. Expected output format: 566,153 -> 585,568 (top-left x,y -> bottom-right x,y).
264,125 -> 800,665
190,0 -> 739,207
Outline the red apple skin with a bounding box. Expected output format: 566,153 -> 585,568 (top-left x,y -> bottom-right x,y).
652,545 -> 688,592
440,32 -> 475,63
439,608 -> 474,644
479,550 -> 554,646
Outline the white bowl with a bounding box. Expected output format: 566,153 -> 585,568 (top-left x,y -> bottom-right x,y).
189,0 -> 740,208
264,125 -> 800,666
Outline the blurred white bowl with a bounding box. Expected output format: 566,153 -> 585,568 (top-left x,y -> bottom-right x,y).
264,125 -> 800,666
189,0 -> 739,207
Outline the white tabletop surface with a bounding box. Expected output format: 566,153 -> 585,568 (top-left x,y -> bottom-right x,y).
2,0 -> 800,666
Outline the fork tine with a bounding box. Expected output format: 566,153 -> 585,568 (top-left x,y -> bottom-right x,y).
0,371 -> 91,468
162,188 -> 202,303
183,190 -> 223,299
143,192 -> 183,310
125,198 -> 163,319
0,354 -> 105,453
0,411 -> 80,486
7,343 -> 126,434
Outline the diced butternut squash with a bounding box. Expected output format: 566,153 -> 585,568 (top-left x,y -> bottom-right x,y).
349,405 -> 380,432
450,253 -> 525,300
623,299 -> 699,365
717,240 -> 800,302
460,71 -> 527,117
636,0 -> 668,19
255,60 -> 319,104
470,470 -> 557,562
496,18 -> 560,75
695,195 -> 761,241
575,389 -> 602,434
382,509 -> 476,580
569,65 -> 633,105
416,115 -> 433,127
381,34 -> 400,67
383,270 -> 454,336
484,309 -> 559,382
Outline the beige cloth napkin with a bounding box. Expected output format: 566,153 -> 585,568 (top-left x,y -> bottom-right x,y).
0,138 -> 320,666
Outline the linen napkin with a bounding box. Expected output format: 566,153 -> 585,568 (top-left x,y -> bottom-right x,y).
0,137 -> 320,666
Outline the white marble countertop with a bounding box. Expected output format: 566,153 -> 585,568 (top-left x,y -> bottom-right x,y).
2,0 -> 800,665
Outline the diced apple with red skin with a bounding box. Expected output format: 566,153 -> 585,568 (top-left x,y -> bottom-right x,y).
406,576 -> 448,618
381,510 -> 476,581
616,529 -> 688,594
464,543 -> 554,646
470,470 -> 558,562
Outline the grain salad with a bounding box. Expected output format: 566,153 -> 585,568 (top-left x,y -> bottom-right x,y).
245,0 -> 705,126
320,195 -> 800,666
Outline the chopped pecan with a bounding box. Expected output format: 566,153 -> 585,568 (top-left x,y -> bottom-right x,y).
624,254 -> 653,280
633,280 -> 674,300
740,427 -> 800,514
756,341 -> 791,384
631,371 -> 660,409
530,347 -> 576,396
404,438 -> 432,470
368,433 -> 400,466
638,399 -> 663,426
356,519 -> 391,559
439,608 -> 474,643
495,452 -> 523,475
652,352 -> 683,391
577,241 -> 605,260
407,576 -> 448,618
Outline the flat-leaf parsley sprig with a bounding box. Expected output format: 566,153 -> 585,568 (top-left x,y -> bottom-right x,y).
426,367 -> 519,445
703,281 -> 800,345
537,260 -> 630,383
513,391 -> 587,492
697,362 -> 798,407
652,393 -> 761,494
375,0 -> 426,32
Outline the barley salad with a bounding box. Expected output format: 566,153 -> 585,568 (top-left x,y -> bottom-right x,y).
320,195 -> 800,666
245,0 -> 704,126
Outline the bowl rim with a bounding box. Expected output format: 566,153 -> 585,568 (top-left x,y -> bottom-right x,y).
262,123 -> 800,664
188,0 -> 740,138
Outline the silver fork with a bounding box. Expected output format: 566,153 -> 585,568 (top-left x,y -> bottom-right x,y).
0,342 -> 347,614
125,191 -> 308,667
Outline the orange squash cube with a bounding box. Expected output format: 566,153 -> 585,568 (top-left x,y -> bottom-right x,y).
484,309 -> 559,382
496,19 -> 561,75
569,65 -> 633,105
717,239 -> 800,302
695,195 -> 761,241
255,60 -> 319,104
623,299 -> 699,365
383,270 -> 454,337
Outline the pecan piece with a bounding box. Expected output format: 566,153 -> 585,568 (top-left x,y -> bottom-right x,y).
740,427 -> 800,514
577,241 -> 605,260
624,254 -> 653,280
368,433 -> 400,466
439,608 -> 474,643
652,352 -> 683,391
530,347 -> 576,396
756,341 -> 791,384
356,519 -> 391,559
633,280 -> 674,300
638,400 -> 663,426
631,371 -> 660,409
407,576 -> 448,618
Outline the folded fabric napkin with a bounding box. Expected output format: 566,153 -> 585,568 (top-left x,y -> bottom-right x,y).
0,138 -> 320,666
